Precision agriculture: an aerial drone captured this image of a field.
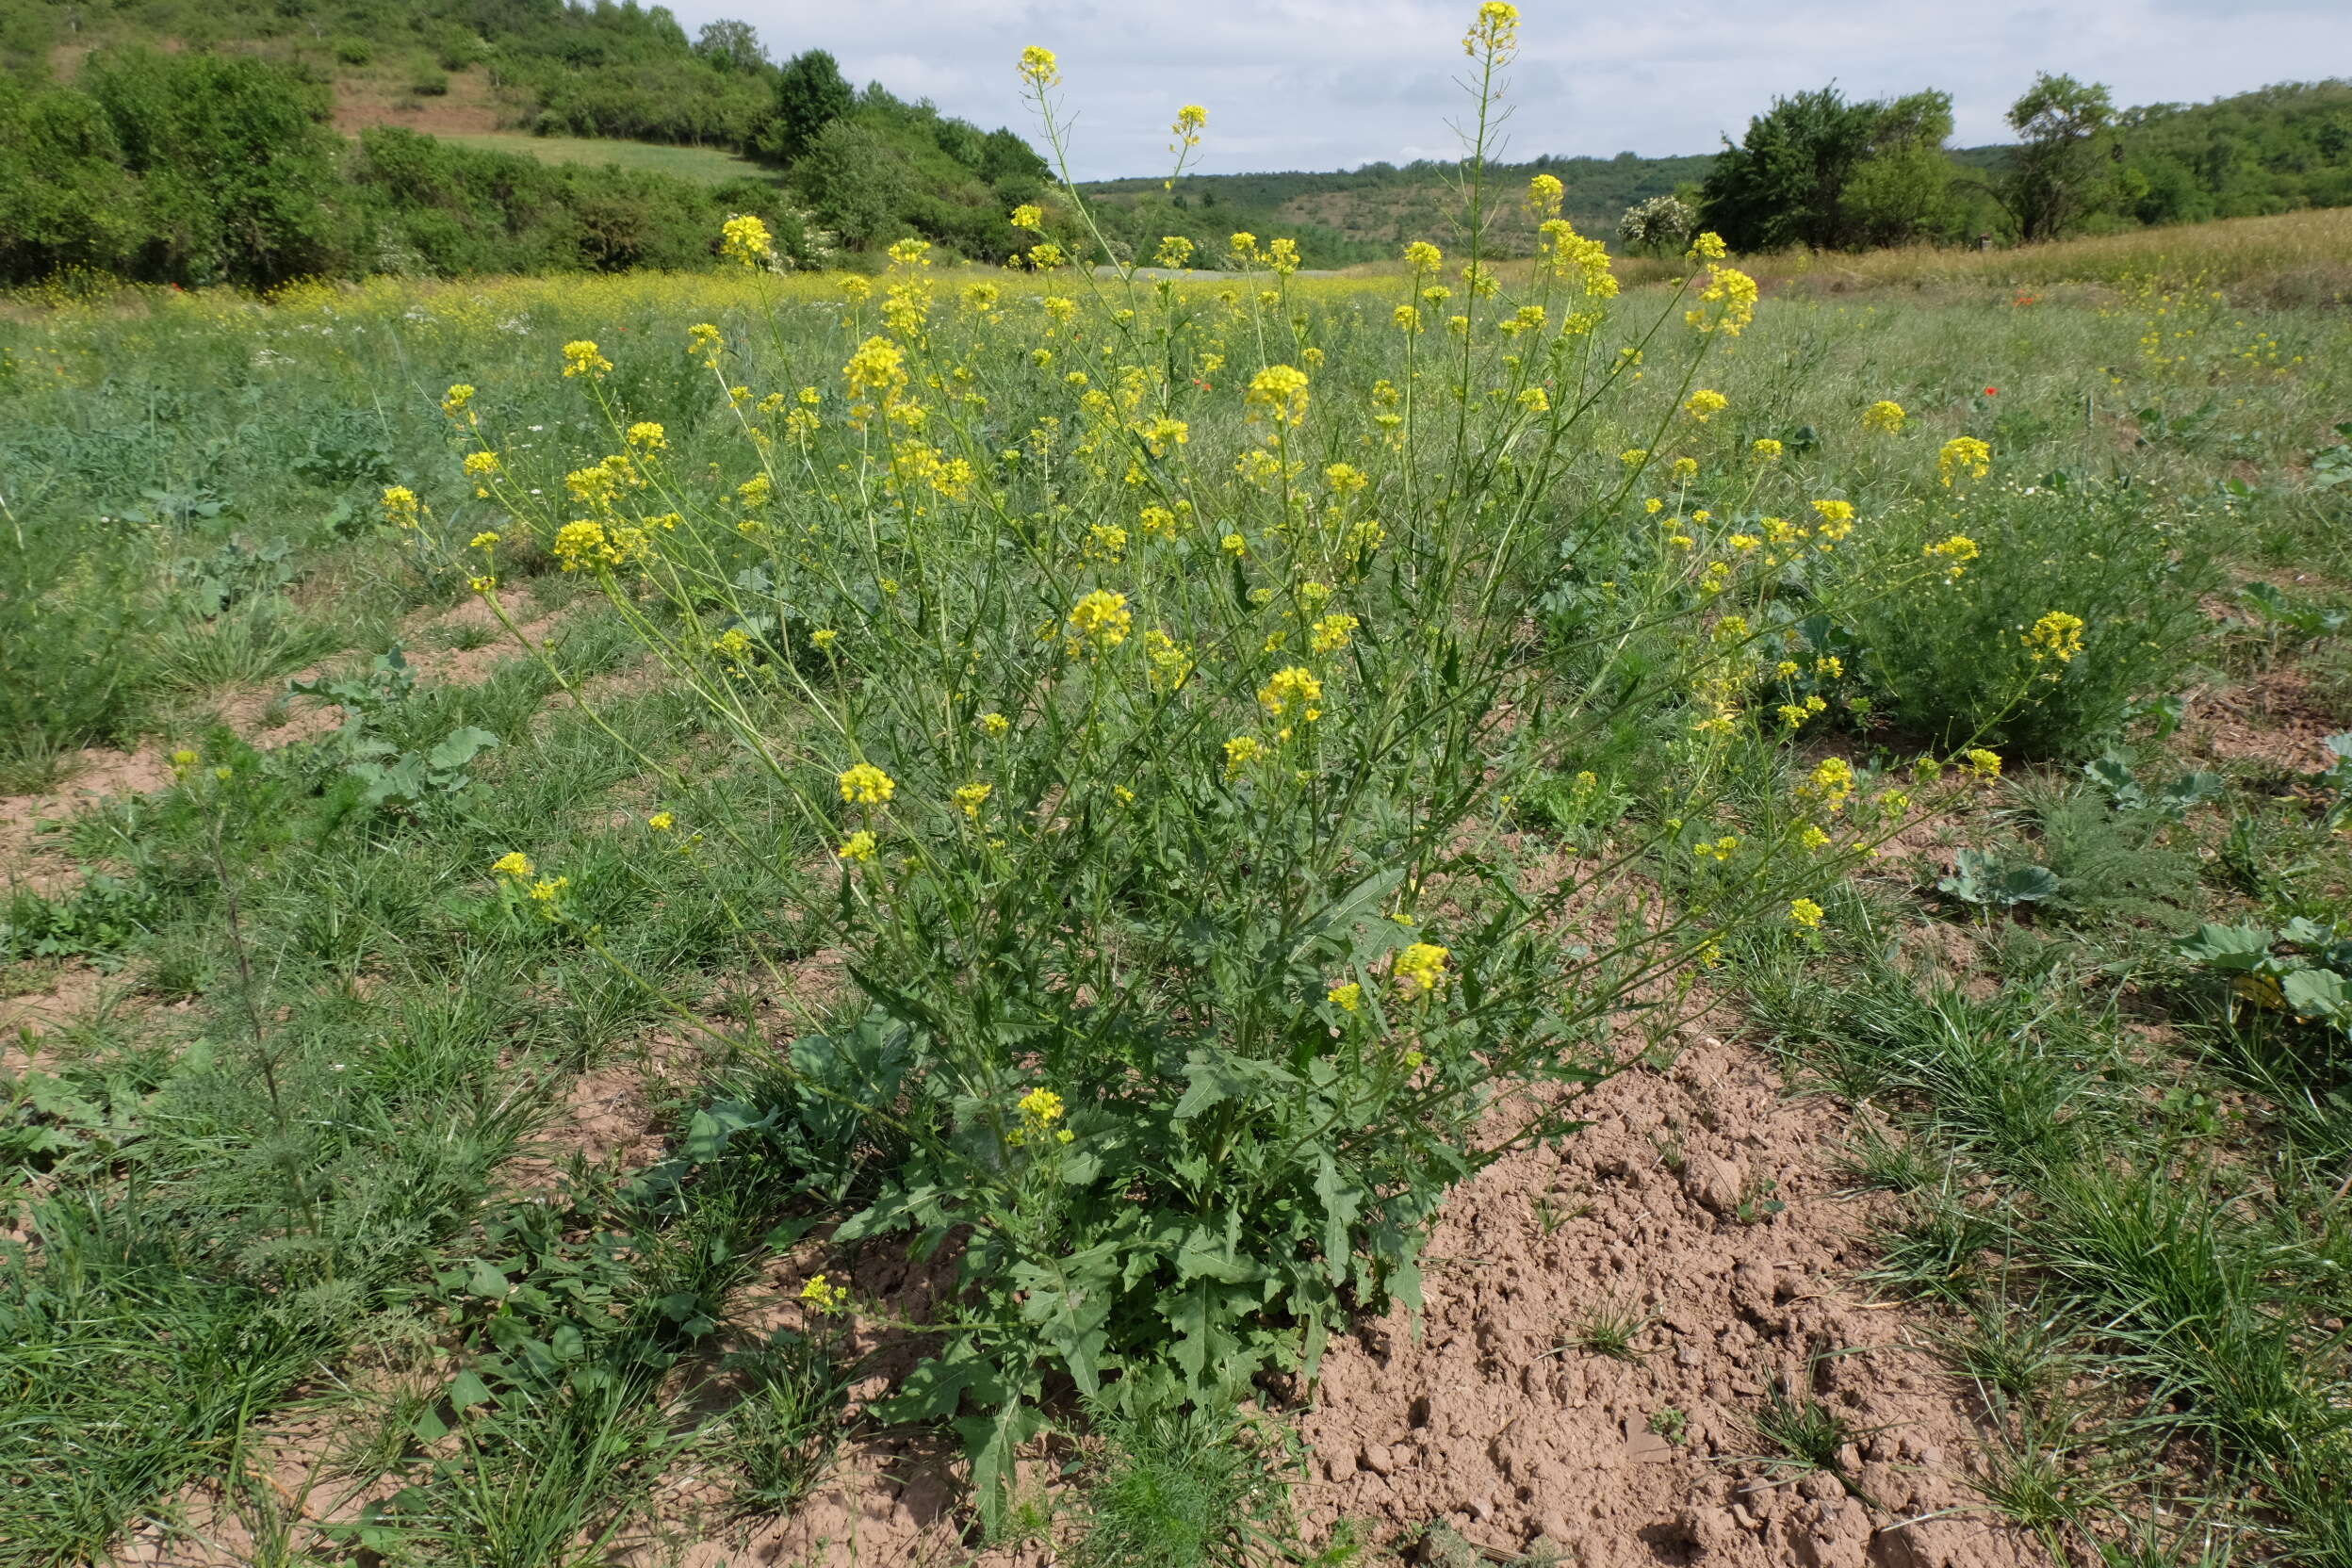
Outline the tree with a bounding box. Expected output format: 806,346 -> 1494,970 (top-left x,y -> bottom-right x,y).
2001,73 -> 2117,241
752,49 -> 852,163
1699,85 -> 1962,252
792,118 -> 906,248
693,19 -> 766,73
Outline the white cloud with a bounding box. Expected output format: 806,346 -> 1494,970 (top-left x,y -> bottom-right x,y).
678,1 -> 2352,178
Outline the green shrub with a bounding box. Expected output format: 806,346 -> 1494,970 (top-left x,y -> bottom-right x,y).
1831,475 -> 2213,758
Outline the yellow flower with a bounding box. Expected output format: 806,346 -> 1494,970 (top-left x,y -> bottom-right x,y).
1937,435 -> 1992,487
1173,103 -> 1207,139
838,763 -> 896,806
953,781 -> 993,819
1258,665 -> 1324,722
1010,203 -> 1044,230
1924,533 -> 1981,580
1310,612 -> 1360,654
811,629 -> 839,650
1067,589 -> 1133,651
687,321 -> 723,363
1153,235 -> 1195,269
170,748 -> 199,769
1963,747 -> 2003,780
1788,897 -> 1826,929
1673,456 -> 1698,481
1527,172 -> 1564,218
1684,389 -> 1728,421
1464,1 -> 1519,56
1517,386 -> 1551,413
981,711 -> 1011,737
1809,498 -> 1856,541
562,339 -> 612,378
464,452 -> 500,481
626,420 -> 666,451
1018,1086 -> 1065,1123
838,829 -> 878,863
1221,734 -> 1264,779
1799,825 -> 1831,851
528,875 -> 569,910
1804,757 -> 1857,814
1221,532 -> 1248,558
1394,941 -> 1451,997
1328,981 -> 1363,1013
1862,400 -> 1906,434
1686,231 -> 1728,261
720,213 -> 775,267
799,1274 -> 849,1314
1018,45 -> 1060,87
2024,611 -> 2086,663
1245,364 -> 1312,426
1687,264 -> 1758,335
647,811 -> 675,832
1403,240 -> 1444,272
380,485 -> 422,528
441,383 -> 475,416
1752,438 -> 1784,460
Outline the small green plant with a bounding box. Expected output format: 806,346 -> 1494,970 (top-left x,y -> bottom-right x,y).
1751,1374 -> 1857,1474
2177,918 -> 2352,1029
1646,1407 -> 1689,1445
294,648 -> 499,815
2081,749 -> 2223,821
1734,1173 -> 1786,1224
1070,1385 -> 1294,1568
723,1330 -> 851,1515
1938,848 -> 2061,912
1555,1298 -> 1652,1361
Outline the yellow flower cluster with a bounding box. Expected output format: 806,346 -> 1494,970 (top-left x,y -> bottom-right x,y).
380,485 -> 423,529
551,518 -> 649,573
1245,364 -> 1312,427
1328,981 -> 1364,1014
1687,264 -> 1758,336
2024,610 -> 2086,663
1258,665 -> 1324,722
562,339 -> 612,379
1394,941 -> 1451,997
1862,400 -> 1906,434
1068,589 -> 1134,651
1684,389 -> 1728,422
720,213 -> 774,268
1937,436 -> 1992,487
953,781 -> 993,819
1924,533 -> 1981,580
1788,898 -> 1826,929
839,763 -> 897,806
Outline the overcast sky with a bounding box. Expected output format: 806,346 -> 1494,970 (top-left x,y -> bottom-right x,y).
673,1 -> 2352,180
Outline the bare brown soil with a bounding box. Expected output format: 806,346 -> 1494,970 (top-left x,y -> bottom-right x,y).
331,67 -> 506,137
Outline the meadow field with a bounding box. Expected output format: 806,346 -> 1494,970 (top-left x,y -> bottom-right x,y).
4,44 -> 2352,1567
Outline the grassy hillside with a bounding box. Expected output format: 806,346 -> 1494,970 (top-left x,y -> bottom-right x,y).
437,132 -> 774,186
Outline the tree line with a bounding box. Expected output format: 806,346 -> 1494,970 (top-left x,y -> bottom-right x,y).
1697,74 -> 2352,252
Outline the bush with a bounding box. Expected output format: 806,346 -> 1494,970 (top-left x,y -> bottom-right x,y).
1829,474 -> 2213,758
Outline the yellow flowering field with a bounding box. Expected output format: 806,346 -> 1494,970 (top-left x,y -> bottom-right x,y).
3,6 -> 2350,1563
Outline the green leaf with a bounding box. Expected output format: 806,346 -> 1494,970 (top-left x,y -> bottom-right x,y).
466,1260 -> 510,1300
2178,923 -> 2274,971
956,1399 -> 1048,1536
2280,967 -> 2349,1021
447,1368 -> 494,1410
427,726 -> 499,771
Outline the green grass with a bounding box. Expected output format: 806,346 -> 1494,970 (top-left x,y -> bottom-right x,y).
437,133 -> 782,186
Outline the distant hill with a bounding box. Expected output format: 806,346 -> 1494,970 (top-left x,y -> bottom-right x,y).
1081,80 -> 2351,267
0,0 -> 1061,285
1081,154 -> 1717,267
